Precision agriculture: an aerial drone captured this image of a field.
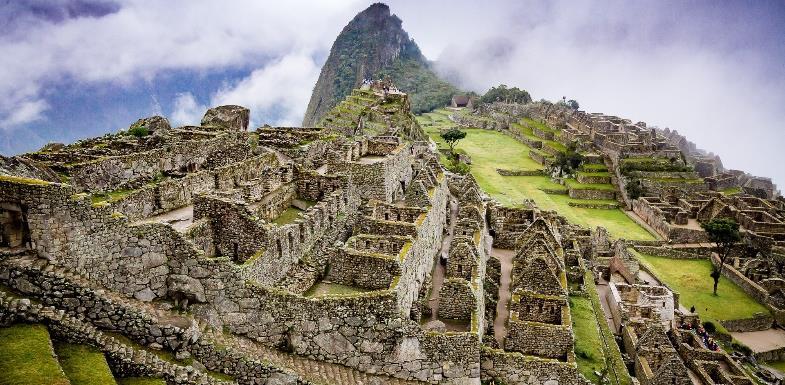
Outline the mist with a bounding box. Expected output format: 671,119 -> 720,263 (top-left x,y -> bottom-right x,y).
386,0 -> 785,187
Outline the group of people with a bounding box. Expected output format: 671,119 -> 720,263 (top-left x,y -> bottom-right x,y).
681,320 -> 720,351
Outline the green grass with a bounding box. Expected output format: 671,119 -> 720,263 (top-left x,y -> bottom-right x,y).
581,164 -> 609,172
272,207 -> 303,226
565,179 -> 616,191
418,110 -> 655,241
304,282 -> 371,297
54,342 -> 117,385
117,379 -> 167,385
521,117 -> 558,134
0,324 -> 71,385
583,270 -> 633,385
578,171 -> 611,177
765,360 -> 785,374
570,295 -> 606,384
721,187 -> 742,195
633,251 -> 769,326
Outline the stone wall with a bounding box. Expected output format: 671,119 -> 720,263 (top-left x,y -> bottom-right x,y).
568,188 -> 616,200
504,318 -> 573,359
69,131 -> 251,193
480,348 -> 591,385
326,248 -> 402,290
719,314 -> 773,332
438,278 -> 476,320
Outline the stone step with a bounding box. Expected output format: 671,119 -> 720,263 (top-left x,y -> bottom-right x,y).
2,254 -> 426,385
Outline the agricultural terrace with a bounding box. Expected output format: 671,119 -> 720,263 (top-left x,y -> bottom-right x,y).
631,250 -> 770,331
418,109 -> 655,240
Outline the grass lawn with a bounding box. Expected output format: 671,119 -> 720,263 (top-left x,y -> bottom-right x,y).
565,179 -> 616,191
633,251 -> 769,326
570,295 -> 605,384
765,360 -> 785,374
0,324 -> 71,385
54,342 -> 117,385
418,110 -> 655,241
721,187 -> 742,196
117,379 -> 167,385
272,207 -> 303,226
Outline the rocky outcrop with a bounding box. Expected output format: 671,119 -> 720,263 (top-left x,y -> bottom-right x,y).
131,115 -> 171,133
201,105 -> 250,131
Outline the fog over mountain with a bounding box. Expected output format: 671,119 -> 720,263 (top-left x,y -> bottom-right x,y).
1,0 -> 783,185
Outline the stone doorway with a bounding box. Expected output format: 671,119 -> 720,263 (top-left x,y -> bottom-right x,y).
0,202 -> 30,250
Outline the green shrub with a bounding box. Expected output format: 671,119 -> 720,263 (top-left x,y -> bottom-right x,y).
446,159 -> 471,175
702,321 -> 716,333
128,125 -> 149,138
731,340 -> 752,356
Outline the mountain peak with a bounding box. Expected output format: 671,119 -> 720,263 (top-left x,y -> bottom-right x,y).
301,3 -> 455,126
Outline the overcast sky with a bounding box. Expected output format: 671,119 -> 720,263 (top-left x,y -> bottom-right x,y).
1,0 -> 784,187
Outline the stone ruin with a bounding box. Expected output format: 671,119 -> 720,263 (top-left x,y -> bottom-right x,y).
0,90 -> 597,385
0,85 -> 768,385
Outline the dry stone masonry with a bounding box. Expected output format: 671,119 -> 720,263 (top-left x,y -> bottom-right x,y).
0,80 -> 773,385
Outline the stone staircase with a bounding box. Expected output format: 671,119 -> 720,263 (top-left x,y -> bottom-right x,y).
0,288 -> 234,385
1,253 -> 426,385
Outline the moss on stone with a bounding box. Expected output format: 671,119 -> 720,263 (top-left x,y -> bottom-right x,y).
0,174 -> 52,186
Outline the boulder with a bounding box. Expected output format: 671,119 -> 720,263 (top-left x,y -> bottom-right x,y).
201,105 -> 250,131
423,320 -> 447,332
130,115 -> 171,133
167,274 -> 206,303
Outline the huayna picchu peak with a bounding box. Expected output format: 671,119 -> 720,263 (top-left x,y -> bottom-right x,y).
302,3 -> 458,126
1,2 -> 784,385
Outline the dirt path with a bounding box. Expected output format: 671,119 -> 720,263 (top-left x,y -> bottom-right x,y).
492,248 -> 515,347
425,197 -> 467,331
594,276 -> 619,333
732,328 -> 785,353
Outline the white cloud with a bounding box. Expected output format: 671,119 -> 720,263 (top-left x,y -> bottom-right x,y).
211,53 -> 321,127
0,99 -> 49,127
170,93 -> 205,127
0,0 -> 363,129
1,0 -> 783,188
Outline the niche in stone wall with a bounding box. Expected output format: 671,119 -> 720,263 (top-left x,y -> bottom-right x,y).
0,202 -> 29,249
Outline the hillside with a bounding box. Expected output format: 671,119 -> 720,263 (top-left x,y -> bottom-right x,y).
302,3 -> 458,126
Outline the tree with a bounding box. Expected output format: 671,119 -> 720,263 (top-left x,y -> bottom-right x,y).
480,84 -> 532,104
554,143 -> 584,176
441,128 -> 466,156
625,178 -> 646,199
567,99 -> 579,110
701,218 -> 741,295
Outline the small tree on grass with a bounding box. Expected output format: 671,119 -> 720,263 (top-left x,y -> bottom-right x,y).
625,178 -> 646,199
554,143 -> 584,176
701,217 -> 741,295
441,128 -> 466,157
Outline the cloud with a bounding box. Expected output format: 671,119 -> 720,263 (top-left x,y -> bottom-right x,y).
211,53 -> 321,127
2,0 -> 783,188
0,0 -> 363,130
387,0 -> 785,186
170,93 -> 205,127
0,99 -> 49,127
